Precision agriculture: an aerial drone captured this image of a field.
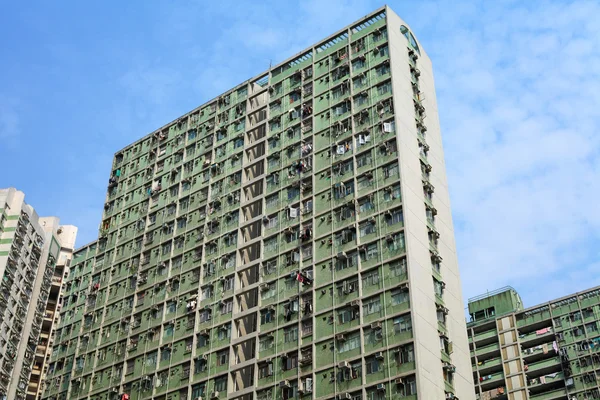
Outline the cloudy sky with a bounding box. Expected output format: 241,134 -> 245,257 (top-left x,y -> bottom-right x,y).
1,0 -> 599,308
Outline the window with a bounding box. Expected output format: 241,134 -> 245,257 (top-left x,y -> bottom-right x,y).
266,195 -> 278,209
162,241 -> 172,255
391,289 -> 409,306
259,335 -> 274,351
358,197 -> 375,212
383,162 -> 399,179
352,58 -> 365,71
220,300 -> 233,315
383,185 -> 401,202
167,301 -> 177,314
377,44 -> 389,57
223,276 -> 234,291
264,237 -> 278,253
214,377 -> 227,392
338,333 -> 361,353
360,243 -> 378,262
266,214 -> 278,229
386,209 -> 403,226
338,308 -> 359,324
266,173 -> 279,187
365,358 -> 382,374
196,334 -> 208,349
164,324 -> 174,337
145,352 -> 157,366
377,81 -> 392,96
284,326 -> 298,343
268,137 -> 279,149
389,258 -> 407,277
433,279 -> 445,297
270,101 -> 281,113
197,309 -> 211,325
217,324 -> 231,340
268,156 -> 280,169
216,350 -> 229,366
287,187 -> 300,200
283,353 -> 298,371
376,63 -> 390,76
394,314 -> 412,334
359,222 -> 376,237
235,120 -> 245,132
177,218 -> 187,229
363,297 -> 381,316
167,204 -> 176,216
335,252 -> 358,271
261,309 -> 274,325
258,362 -> 273,379
161,347 -> 171,361
362,270 -> 380,287
170,186 -> 179,197
188,130 -> 197,140
201,285 -> 213,300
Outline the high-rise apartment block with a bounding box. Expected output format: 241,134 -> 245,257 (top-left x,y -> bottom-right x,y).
42,6 -> 473,400
468,286 -> 600,400
0,188 -> 77,400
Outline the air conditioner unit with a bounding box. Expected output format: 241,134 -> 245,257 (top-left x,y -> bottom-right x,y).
337,394 -> 352,400
279,380 -> 290,388
337,251 -> 347,259
194,397 -> 203,400
445,394 -> 456,399
375,351 -> 384,360
338,361 -> 349,369
371,321 -> 382,330
376,383 -> 386,391
260,283 -> 270,291
394,377 -> 404,385
210,392 -> 219,399
335,334 -> 346,341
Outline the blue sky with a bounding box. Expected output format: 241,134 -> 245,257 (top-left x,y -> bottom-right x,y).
1,0 -> 599,308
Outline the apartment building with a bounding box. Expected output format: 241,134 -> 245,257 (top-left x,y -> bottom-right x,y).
42,6 -> 473,400
468,286 -> 600,400
0,188 -> 77,400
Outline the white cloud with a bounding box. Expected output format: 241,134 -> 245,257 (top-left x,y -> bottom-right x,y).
420,0 -> 600,305
101,0 -> 600,308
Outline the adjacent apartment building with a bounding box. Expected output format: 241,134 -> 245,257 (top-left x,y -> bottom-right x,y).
0,188 -> 77,400
468,286 -> 600,400
42,6 -> 474,400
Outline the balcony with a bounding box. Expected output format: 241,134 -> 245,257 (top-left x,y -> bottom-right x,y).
526,357 -> 561,375
469,329 -> 498,346
473,357 -> 502,374
529,387 -> 567,400
519,327 -> 554,347
479,371 -> 504,391
475,342 -> 500,358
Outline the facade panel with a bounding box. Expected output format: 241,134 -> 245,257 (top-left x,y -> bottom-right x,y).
41,6 -> 473,400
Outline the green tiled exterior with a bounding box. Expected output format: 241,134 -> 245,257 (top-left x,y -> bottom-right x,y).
39,7 -> 436,400
468,286 -> 600,400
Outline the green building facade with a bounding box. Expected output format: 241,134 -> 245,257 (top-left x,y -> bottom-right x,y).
42,6 -> 474,400
468,286 -> 600,400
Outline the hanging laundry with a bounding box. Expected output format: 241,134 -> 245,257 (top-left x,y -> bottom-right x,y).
542,344 -> 548,354
337,145 -> 346,155
552,341 -> 559,353
535,327 -> 550,335
289,207 -> 298,218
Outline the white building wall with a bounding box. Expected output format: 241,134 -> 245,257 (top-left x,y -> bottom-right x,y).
386,7 -> 475,400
